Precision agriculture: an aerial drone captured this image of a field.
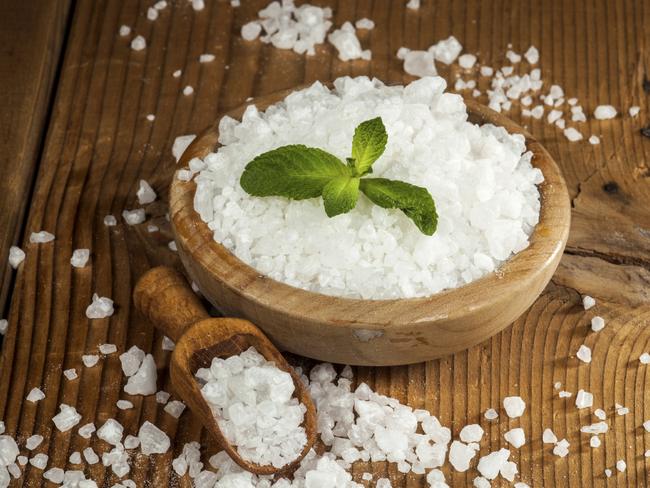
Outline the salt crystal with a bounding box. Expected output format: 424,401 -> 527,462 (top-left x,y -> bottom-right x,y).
69,452 -> 81,464
406,0 -> 420,9
589,135 -> 600,145
594,105 -> 617,120
64,368 -> 77,380
122,208 -> 145,225
97,419 -> 123,446
147,224 -> 159,233
138,421 -> 170,455
77,423 -> 96,438
473,477 -> 491,488
355,18 -> 375,30
146,114 -> 155,121
591,316 -> 605,332
564,127 -> 583,141
124,354 -> 157,396
82,355 -> 99,367
191,0 -> 204,10
164,400 -> 186,418
8,246 -> 25,269
449,440 -> 477,471
504,428 -> 526,448
70,249 -> 90,268
26,387 -> 45,403
580,421 -> 608,434
458,54 -> 477,69
459,424 -> 483,443
119,345 -> 145,377
559,391 -> 572,398
503,396 -> 526,418
629,106 -> 640,117
29,453 -> 48,469
554,382 -> 562,389
0,320 -> 6,335
30,231 -> 55,244
547,109 -> 563,124
500,460 -> 518,481
44,467 -> 65,483
605,468 -> 612,477
99,343 -> 117,355
576,344 -> 592,363
124,435 -> 140,449
199,54 -> 215,63
162,336 -> 175,351
542,428 -> 557,444
431,36 -> 462,64
506,50 -> 521,63
575,389 -> 593,409
156,391 -> 171,404
616,459 -> 626,472
168,241 -> 177,251
530,105 -> 544,119
119,25 -> 131,36
86,294 -> 114,319
137,180 -> 157,205
480,66 -> 493,77
483,408 -> 498,421
402,50 -> 437,77
524,46 -> 539,64
590,436 -> 601,448
582,295 -> 596,310
617,406 -> 629,416
172,134 -> 196,162
241,21 -> 262,41
104,215 -> 117,226
117,400 -> 134,410
640,353 -> 650,364
83,447 -> 99,464
131,35 -> 146,51
328,22 -> 371,61
172,69 -> 182,78
147,7 -> 158,20
25,435 -> 43,450
553,438 -> 569,457
594,409 -> 606,420
477,448 -> 510,480
155,1 -> 167,9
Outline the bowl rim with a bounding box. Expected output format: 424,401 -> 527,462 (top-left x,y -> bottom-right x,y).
170,84 -> 570,328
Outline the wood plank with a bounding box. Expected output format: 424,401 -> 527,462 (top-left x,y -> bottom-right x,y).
1,0 -> 649,486
0,0 -> 71,313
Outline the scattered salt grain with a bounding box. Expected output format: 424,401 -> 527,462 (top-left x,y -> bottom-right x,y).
605,468 -> 612,477
120,346 -> 145,377
99,343 -> 117,355
26,387 -> 45,403
328,22 -> 371,61
576,344 -> 592,363
124,435 -> 140,450
582,295 -> 595,310
82,355 -> 99,367
0,320 -> 6,336
616,459 -> 626,472
86,294 -> 114,319
183,85 -> 194,96
8,246 -> 25,269
147,224 -> 159,233
593,409 -> 606,420
164,400 -> 186,419
506,50 -> 522,63
530,105 -> 544,119
640,353 -> 650,364
524,46 -> 539,64
589,135 -> 600,145
477,448 -> 510,480
503,396 -> 526,418
547,109 -> 562,124
44,467 -> 65,483
629,106 -> 640,117
70,249 -> 90,268
590,436 -> 601,448
594,105 -> 617,120
138,421 -> 170,455
122,208 -> 145,225
458,54 -> 477,69
431,36 -> 462,64
156,391 -> 171,404
459,424 -> 484,443
97,419 -> 124,446
542,428 -> 557,444
104,214 -> 117,226
553,439 -> 569,457
199,54 -> 215,63
167,241 -> 177,251
559,391 -> 572,398
69,452 -> 81,464
500,461 -> 518,482
117,400 -> 133,410
580,421 -> 608,435
146,114 -> 155,121
406,0 -> 420,9
591,316 -> 605,332
241,21 -> 262,41
25,435 -> 43,450
172,134 -> 196,161
29,453 -> 48,469
191,0 -> 204,10
124,354 -> 157,396
78,423 -> 96,439
162,336 -> 175,351
400,49 -> 437,77
119,25 -> 131,36
575,389 -> 593,409
480,66 -> 493,77
564,127 -> 583,141
84,447 -> 99,465
30,231 -> 55,244
64,368 -> 78,381
137,180 -> 157,205
355,18 -> 375,30
147,7 -> 158,20
504,428 -> 526,448
130,35 -> 146,51
484,408 -> 498,420
617,406 -> 629,416
172,69 -> 182,78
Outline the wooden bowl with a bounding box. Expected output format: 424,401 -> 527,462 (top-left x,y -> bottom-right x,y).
170,87 -> 571,366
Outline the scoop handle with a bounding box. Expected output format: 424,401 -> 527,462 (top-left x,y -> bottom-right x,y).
133,266 -> 209,342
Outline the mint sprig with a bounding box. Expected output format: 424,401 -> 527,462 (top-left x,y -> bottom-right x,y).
239,117 -> 438,235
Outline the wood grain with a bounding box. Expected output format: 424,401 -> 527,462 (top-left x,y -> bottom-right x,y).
0,0 -> 71,314
0,0 -> 649,486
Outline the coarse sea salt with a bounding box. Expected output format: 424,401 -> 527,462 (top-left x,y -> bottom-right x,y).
70,249 -> 90,268
355,18 -> 375,30
191,77 -> 542,299
197,347 -> 307,468
52,404 -> 82,432
137,180 -> 157,205
591,316 -> 605,332
26,387 -> 45,403
131,35 -> 146,51
582,295 -> 595,310
576,344 -> 592,363
503,396 -> 526,418
594,105 -> 617,120
86,293 -> 114,319
8,246 -> 25,269
328,22 -> 371,61
0,320 -> 6,336
504,428 -> 526,448
30,231 -> 55,244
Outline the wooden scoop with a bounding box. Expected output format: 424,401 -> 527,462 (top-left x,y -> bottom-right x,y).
133,266 -> 318,475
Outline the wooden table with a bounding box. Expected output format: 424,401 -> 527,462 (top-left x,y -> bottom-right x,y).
1,1 -> 649,486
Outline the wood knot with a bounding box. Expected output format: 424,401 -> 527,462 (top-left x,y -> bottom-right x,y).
602,181 -> 619,194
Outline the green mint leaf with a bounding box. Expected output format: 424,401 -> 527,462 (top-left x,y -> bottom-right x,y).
240,145 -> 351,200
360,178 -> 438,235
322,176 -> 360,217
351,117 -> 387,176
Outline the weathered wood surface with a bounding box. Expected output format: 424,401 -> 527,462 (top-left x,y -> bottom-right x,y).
1,0 -> 649,486
0,0 -> 71,314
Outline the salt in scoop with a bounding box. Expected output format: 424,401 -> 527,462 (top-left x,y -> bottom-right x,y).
133,266 -> 317,475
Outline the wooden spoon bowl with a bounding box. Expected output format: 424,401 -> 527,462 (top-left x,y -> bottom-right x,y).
133,266 -> 317,475
169,86 -> 571,366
